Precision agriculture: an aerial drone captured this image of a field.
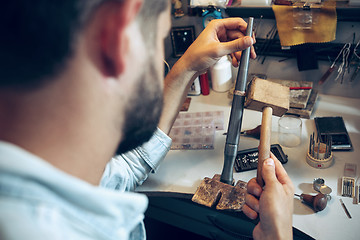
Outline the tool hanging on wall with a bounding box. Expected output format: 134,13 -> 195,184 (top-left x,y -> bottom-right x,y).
257,23 -> 277,64
319,43 -> 349,85
350,39 -> 360,81
334,43 -> 351,84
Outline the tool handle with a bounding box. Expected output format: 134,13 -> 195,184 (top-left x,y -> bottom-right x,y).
302,193 -> 327,212
319,65 -> 335,85
257,106 -> 272,187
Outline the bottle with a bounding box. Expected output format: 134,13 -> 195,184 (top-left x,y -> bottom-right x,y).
210,55 -> 232,92
199,72 -> 210,95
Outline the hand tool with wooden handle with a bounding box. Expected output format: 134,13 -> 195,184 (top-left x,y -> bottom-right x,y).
295,193 -> 328,212
245,78 -> 290,186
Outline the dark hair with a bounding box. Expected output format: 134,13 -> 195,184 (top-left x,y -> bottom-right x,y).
0,0 -> 168,89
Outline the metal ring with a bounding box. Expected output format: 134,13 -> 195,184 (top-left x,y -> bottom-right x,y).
233,90 -> 246,96
313,178 -> 325,192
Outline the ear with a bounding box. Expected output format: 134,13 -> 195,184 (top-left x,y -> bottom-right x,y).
97,0 -> 143,77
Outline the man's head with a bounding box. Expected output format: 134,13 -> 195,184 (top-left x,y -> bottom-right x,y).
0,0 -> 168,88
0,0 -> 170,182
116,0 -> 170,154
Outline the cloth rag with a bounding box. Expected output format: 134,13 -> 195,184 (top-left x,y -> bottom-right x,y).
272,1 -> 337,47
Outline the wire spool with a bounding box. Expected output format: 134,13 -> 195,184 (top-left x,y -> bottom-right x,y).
306,143 -> 334,168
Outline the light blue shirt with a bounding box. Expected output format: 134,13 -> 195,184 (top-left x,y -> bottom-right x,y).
0,128 -> 172,240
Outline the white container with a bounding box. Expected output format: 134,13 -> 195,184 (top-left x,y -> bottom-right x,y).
210,55 -> 232,92
241,0 -> 272,6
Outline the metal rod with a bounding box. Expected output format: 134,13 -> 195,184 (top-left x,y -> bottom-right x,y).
311,133 -> 314,157
316,141 -> 319,159
325,136 -> 328,159
221,17 -> 254,185
340,199 -> 352,219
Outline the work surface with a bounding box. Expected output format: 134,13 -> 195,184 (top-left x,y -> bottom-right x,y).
137,91 -> 360,240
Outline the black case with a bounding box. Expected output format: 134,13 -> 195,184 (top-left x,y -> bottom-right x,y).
234,144 -> 288,172
314,116 -> 353,151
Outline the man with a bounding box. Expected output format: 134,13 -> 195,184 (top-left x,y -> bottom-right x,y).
0,0 -> 293,239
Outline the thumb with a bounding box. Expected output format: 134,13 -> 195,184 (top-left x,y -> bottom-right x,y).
220,36 -> 254,55
262,158 -> 277,185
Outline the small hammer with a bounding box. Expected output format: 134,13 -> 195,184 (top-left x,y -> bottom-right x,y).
245,78 -> 290,186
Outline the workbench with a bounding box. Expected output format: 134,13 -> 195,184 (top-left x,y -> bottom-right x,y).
137,91 -> 360,240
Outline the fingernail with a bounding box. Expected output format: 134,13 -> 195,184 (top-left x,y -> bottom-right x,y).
264,158 -> 275,167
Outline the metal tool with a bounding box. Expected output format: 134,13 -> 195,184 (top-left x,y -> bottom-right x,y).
240,125 -> 261,139
340,199 -> 352,219
192,17 -> 254,211
294,193 -> 328,212
319,43 -> 351,85
341,177 -> 355,198
313,178 -> 332,200
220,17 -> 254,185
223,125 -> 261,139
351,39 -> 360,81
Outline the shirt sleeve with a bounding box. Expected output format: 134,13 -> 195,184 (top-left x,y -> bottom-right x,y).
100,128 -> 172,192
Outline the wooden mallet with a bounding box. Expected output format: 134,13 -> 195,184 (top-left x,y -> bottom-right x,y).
245,78 -> 290,186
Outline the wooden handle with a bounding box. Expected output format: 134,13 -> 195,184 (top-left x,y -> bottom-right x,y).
257,106 -> 273,187
319,66 -> 335,85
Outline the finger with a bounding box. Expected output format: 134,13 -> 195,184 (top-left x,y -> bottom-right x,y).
226,30 -> 246,41
270,152 -> 292,186
247,178 -> 262,197
245,193 -> 260,212
250,46 -> 257,59
219,36 -> 254,57
211,17 -> 248,32
261,157 -> 277,186
242,204 -> 258,220
231,54 -> 239,67
234,51 -> 242,62
226,28 -> 256,60
226,37 -> 257,61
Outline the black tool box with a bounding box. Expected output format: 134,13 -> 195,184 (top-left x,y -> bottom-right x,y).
234,144 -> 288,172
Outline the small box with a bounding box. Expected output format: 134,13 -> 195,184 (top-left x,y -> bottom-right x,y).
344,163 -> 357,178
341,177 -> 355,198
314,116 -> 353,151
356,184 -> 360,204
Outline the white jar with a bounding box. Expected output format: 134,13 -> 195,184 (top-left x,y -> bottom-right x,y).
210,55 -> 233,92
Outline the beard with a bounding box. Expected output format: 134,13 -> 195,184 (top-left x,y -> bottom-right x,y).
115,62 -> 163,155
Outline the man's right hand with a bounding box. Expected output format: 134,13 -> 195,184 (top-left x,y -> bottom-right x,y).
179,17 -> 256,75
243,153 -> 295,240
